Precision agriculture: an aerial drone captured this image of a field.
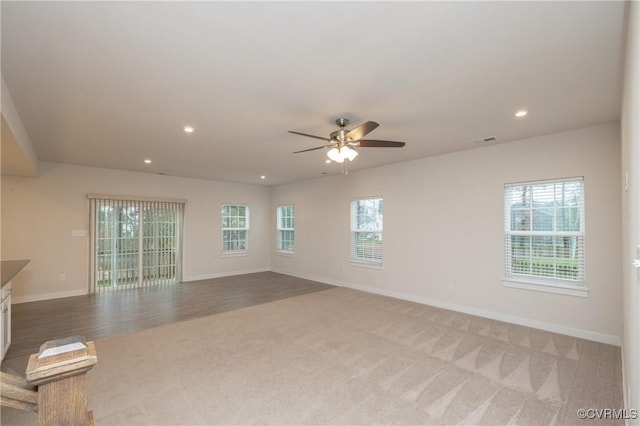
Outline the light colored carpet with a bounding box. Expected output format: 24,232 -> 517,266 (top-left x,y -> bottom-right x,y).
1,287 -> 623,425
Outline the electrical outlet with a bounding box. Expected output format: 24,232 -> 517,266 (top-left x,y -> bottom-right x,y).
59,274 -> 66,281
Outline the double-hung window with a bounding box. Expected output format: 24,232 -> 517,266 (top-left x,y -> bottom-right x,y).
504,178 -> 585,293
351,197 -> 383,264
277,204 -> 295,253
222,204 -> 249,253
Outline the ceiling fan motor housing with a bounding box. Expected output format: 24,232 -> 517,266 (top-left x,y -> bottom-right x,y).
330,129 -> 350,144
335,118 -> 350,128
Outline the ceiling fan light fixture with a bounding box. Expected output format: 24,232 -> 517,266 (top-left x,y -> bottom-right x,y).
327,146 -> 358,163
327,147 -> 344,163
342,146 -> 358,161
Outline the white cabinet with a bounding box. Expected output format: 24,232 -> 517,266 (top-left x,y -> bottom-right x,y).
1,281 -> 12,361
0,259 -> 29,361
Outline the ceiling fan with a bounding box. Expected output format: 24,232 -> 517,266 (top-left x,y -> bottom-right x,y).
289,118 -> 406,164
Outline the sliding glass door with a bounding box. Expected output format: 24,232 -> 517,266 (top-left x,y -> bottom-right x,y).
90,197 -> 184,293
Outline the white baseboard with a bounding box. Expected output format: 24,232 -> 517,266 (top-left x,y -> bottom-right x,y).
182,267 -> 271,283
12,289 -> 88,304
13,268 -> 272,303
271,268 -> 621,346
620,341 -> 631,412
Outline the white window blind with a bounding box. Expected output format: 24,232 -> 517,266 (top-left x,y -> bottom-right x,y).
222,204 -> 249,253
351,197 -> 383,263
89,197 -> 184,293
504,178 -> 585,286
277,204 -> 295,253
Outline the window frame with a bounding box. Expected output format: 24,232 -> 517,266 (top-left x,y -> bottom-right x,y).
350,196 -> 383,266
503,177 -> 587,297
221,204 -> 250,255
276,204 -> 295,254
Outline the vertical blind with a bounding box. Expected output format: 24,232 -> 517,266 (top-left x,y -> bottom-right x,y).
89,195 -> 185,293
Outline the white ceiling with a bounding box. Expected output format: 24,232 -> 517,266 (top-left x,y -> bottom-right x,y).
1,1 -> 627,186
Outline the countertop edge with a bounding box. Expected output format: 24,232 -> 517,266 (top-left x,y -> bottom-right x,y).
1,259 -> 31,287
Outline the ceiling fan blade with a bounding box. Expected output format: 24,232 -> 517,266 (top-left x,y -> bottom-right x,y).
345,121 -> 379,141
288,131 -> 330,142
293,145 -> 331,154
357,140 -> 406,148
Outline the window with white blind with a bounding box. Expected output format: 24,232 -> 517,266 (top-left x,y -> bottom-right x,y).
222,204 -> 249,253
277,204 -> 294,253
504,178 -> 585,293
89,196 -> 184,293
351,197 -> 383,264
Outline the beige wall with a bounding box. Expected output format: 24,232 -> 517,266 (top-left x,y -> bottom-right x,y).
621,0 -> 639,417
0,123 -> 624,346
1,162 -> 271,302
272,123 -> 622,344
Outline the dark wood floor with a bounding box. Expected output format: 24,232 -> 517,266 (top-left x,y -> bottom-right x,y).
3,272 -> 333,361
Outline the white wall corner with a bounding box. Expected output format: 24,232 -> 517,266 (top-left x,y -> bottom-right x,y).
1,77 -> 39,176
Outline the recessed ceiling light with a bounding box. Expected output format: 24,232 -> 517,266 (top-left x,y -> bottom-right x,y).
144,159 -> 152,164
260,175 -> 266,180
325,159 -> 331,164
515,110 -> 528,118
183,126 -> 194,133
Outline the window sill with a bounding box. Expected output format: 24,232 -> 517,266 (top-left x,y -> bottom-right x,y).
276,251 -> 295,257
350,260 -> 384,270
221,251 -> 249,258
503,278 -> 588,298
